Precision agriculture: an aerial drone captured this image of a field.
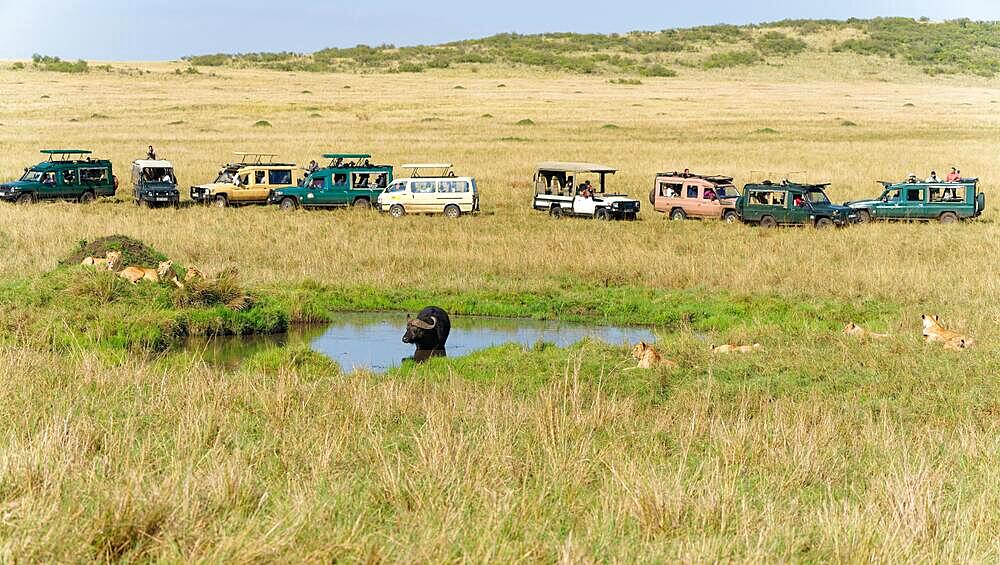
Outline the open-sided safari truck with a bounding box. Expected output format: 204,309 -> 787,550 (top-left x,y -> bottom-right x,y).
269,153 -> 391,211
131,159 -> 179,208
845,178 -> 985,223
532,162 -> 640,220
650,171 -> 741,223
190,152 -> 299,207
736,180 -> 858,228
0,149 -> 116,204
377,163 -> 479,218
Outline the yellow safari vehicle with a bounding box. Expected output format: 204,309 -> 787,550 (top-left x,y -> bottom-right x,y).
190,152 -> 300,207
377,164 -> 479,218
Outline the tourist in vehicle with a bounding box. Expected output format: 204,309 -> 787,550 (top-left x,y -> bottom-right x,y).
42,172 -> 55,186
905,173 -> 918,183
579,180 -> 593,198
682,168 -> 691,178
925,170 -> 940,183
946,167 -> 960,182
793,193 -> 805,207
146,146 -> 156,160
307,160 -> 319,175
703,186 -> 717,201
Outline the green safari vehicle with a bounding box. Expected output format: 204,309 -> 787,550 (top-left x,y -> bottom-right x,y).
845,179 -> 985,223
736,181 -> 857,228
0,149 -> 116,204
269,153 -> 392,210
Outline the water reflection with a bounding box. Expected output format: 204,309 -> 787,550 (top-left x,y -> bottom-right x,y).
184,312 -> 656,373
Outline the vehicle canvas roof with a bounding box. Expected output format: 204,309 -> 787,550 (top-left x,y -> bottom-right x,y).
132,159 -> 173,168
322,153 -> 372,160
537,161 -> 617,174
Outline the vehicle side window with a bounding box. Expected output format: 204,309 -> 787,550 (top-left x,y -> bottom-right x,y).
269,169 -> 292,185
238,173 -> 250,186
438,181 -> 469,193
931,186 -> 965,202
750,190 -> 785,206
660,182 -> 682,198
412,181 -> 436,194
884,189 -> 900,201
686,185 -> 699,199
332,173 -> 348,186
309,176 -> 325,189
254,170 -> 266,185
387,181 -> 407,193
905,188 -> 923,202
351,173 -> 371,188
80,168 -> 108,185
60,169 -> 77,185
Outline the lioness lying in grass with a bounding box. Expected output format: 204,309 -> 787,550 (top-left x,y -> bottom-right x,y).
842,322 -> 890,339
629,341 -> 677,369
117,260 -> 174,284
921,314 -> 974,350
710,343 -> 762,354
80,250 -> 122,271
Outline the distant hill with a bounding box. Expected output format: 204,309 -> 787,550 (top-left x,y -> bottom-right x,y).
184,18 -> 1000,78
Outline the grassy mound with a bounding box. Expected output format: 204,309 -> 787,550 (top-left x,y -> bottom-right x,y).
62,235 -> 167,268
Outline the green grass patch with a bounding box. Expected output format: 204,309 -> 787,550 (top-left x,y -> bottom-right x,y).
515,118 -> 535,126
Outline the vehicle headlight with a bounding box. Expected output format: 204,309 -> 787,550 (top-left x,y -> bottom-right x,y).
833,210 -> 841,215
274,191 -> 283,196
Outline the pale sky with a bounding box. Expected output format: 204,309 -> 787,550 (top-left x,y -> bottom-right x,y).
0,0 -> 997,61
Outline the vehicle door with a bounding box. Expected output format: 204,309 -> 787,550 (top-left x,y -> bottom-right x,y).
326,172 -> 351,205
682,182 -> 706,218
901,186 -> 925,220
873,187 -> 902,218
58,167 -> 79,198
304,174 -> 327,204
263,168 -> 293,201
409,180 -> 438,212
785,192 -> 811,224
926,183 -> 965,219
573,189 -> 597,216
232,171 -> 252,202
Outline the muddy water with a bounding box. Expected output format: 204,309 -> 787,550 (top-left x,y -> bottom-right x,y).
183,312 -> 656,373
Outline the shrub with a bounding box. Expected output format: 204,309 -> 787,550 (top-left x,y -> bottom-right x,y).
515,119 -> 535,126
610,78 -> 642,85
31,54 -> 89,73
703,50 -> 761,69
11,62 -> 24,70
755,32 -> 808,56
395,63 -> 424,73
639,64 -> 677,77
253,120 -> 272,127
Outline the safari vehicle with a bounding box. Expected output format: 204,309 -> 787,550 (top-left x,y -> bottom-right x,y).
650,171 -> 741,222
190,152 -> 299,207
736,180 -> 857,228
0,149 -> 116,204
377,164 -> 480,218
131,159 -> 179,208
269,153 -> 391,211
532,162 -> 640,220
845,179 -> 985,223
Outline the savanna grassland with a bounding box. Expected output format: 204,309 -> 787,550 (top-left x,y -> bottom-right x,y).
1,36 -> 999,561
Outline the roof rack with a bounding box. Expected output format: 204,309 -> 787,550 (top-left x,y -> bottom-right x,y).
537,161 -> 617,174
657,171 -> 734,183
402,163 -> 453,177
234,152 -> 278,164
41,149 -> 93,160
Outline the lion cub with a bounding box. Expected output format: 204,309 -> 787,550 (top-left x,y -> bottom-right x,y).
81,250 -> 122,271
710,343 -> 762,354
117,260 -> 174,284
842,322 -> 890,339
630,341 -> 677,369
922,315 -> 974,350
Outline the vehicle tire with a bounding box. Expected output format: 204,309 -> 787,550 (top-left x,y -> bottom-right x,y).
444,204 -> 461,218
723,210 -> 739,224
389,204 -> 405,218
760,215 -> 777,228
648,188 -> 656,205
352,197 -> 371,209
15,193 -> 34,205
214,195 -> 228,208
670,208 -> 686,221
78,191 -> 95,204
595,208 -> 610,221
549,205 -> 563,219
857,210 -> 872,224
815,217 -> 835,229
279,197 -> 298,211
939,212 -> 958,224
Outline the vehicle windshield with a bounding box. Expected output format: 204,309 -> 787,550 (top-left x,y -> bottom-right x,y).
213,168 -> 236,183
141,167 -> 174,183
385,181 -> 407,193
715,184 -> 739,198
19,170 -> 44,182
805,188 -> 831,205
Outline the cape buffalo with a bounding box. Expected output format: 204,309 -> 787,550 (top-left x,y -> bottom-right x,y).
402,306 -> 451,352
